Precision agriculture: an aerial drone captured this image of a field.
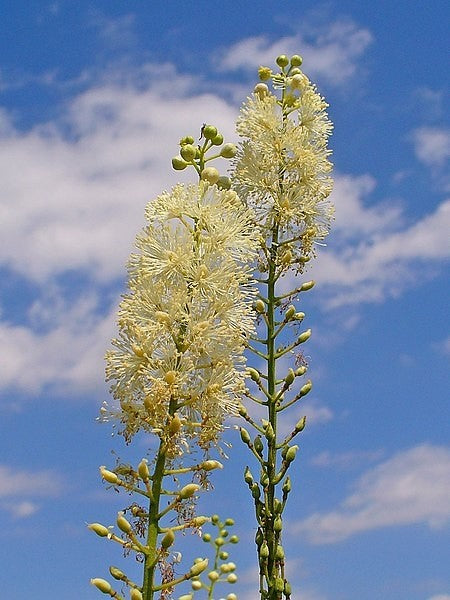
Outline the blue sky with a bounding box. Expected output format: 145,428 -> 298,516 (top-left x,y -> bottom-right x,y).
1,1 -> 449,599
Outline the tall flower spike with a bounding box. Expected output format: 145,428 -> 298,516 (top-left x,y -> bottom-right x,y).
105,182 -> 258,449
232,67 -> 334,268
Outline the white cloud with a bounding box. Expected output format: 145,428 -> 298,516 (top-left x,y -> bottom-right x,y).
217,18 -> 373,86
412,127 -> 450,168
427,595 -> 450,600
311,449 -> 385,470
293,444 -> 450,544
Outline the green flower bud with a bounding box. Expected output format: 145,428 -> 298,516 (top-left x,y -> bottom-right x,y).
179,484 -> 200,500
161,529 -> 175,549
240,427 -> 251,444
220,143 -> 237,158
244,466 -> 254,485
90,578 -> 112,594
227,594 -> 238,600
211,514 -> 220,524
285,304 -> 296,320
202,124 -> 218,140
202,533 -> 211,542
192,516 -> 209,527
137,459 -> 150,481
275,577 -> 285,592
273,498 -> 283,514
172,156 -> 188,170
200,460 -> 223,471
100,466 -> 119,484
169,414 -> 182,435
217,175 -> 231,189
220,528 -> 229,538
258,66 -> 272,80
298,329 -> 312,344
295,416 -> 306,432
88,523 -> 109,537
215,536 -> 225,546
276,544 -> 285,559
227,573 -> 238,583
247,367 -> 260,382
117,512 -> 132,534
208,570 -> 220,582
229,535 -> 239,544
180,144 -> 197,161
254,83 -> 269,98
284,368 -> 295,386
290,54 -> 303,66
191,580 -> 202,591
200,167 -> 220,184
282,477 -> 291,494
220,550 -> 229,559
274,516 -> 283,532
299,380 -> 312,397
180,136 -> 195,145
178,595 -> 193,600
130,589 -> 143,600
255,529 -> 264,546
276,54 -> 289,68
254,435 -> 264,455
254,299 -> 265,313
285,445 -> 298,464
295,365 -> 307,376
109,566 -> 126,580
265,422 -> 275,441
251,482 -> 260,499
284,581 -> 292,595
260,541 -> 269,558
212,133 -> 224,145
300,280 -> 315,291
294,312 -> 305,321
189,558 -> 208,577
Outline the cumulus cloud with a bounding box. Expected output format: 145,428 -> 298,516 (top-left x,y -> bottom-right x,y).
412,127 -> 450,168
217,18 -> 373,86
293,444 -> 450,544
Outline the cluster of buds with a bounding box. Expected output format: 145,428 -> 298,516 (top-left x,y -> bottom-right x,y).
172,124 -> 237,188
255,54 -> 306,102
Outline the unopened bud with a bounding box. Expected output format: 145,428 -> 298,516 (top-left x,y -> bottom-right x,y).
275,577 -> 285,592
276,54 -> 289,68
251,482 -> 261,499
172,156 -> 188,170
192,516 -> 209,527
90,578 -> 112,593
254,435 -> 264,455
274,516 -> 283,532
180,136 -> 195,145
161,529 -> 175,549
202,125 -> 217,140
217,175 -> 231,189
265,422 -> 275,441
137,459 -> 150,481
294,312 -> 305,321
240,427 -> 251,444
291,54 -> 303,66
285,445 -> 298,464
220,143 -> 237,158
117,512 -> 132,534
295,365 -> 307,376
282,476 -> 291,494
284,368 -> 295,386
208,570 -> 220,582
169,414 -> 182,435
254,299 -> 265,313
244,466 -> 254,485
300,280 -> 315,292
179,484 -> 200,500
200,460 -> 223,471
229,535 -> 239,543
180,144 -> 197,161
254,83 -> 269,98
227,573 -> 238,583
285,304 -> 296,320
247,367 -> 261,382
130,589 -> 143,600
260,541 -> 269,558
88,523 -> 109,537
299,380 -> 312,398
212,132 -> 224,145
295,416 -> 306,432
100,467 -> 119,484
201,167 -> 220,184
276,544 -> 285,559
189,558 -> 208,577
258,66 -> 272,80
298,329 -> 312,344
109,566 -> 126,580
191,580 -> 202,591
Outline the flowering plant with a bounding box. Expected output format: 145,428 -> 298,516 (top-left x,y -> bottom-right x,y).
88,53 -> 333,600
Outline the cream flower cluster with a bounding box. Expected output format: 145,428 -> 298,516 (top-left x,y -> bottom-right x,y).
104,182 -> 258,448
232,69 -> 334,266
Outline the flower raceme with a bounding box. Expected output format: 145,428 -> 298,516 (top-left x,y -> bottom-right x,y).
232,61 -> 334,270
104,182 -> 258,449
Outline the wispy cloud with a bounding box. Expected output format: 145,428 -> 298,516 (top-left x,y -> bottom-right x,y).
292,444 -> 450,544
412,127 -> 450,168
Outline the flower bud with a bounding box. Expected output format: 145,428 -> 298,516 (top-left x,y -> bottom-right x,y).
180,144 -> 197,161
247,367 -> 260,382
285,445 -> 298,464
137,459 -> 150,481
265,422 -> 275,441
229,535 -> 239,544
169,413 -> 182,435
211,514 -> 219,524
130,589 -> 143,600
212,132 -> 224,145
273,498 -> 283,514
109,566 -> 126,580
282,476 -> 291,494
179,484 -> 200,500
172,156 -> 188,170
291,54 -> 303,66
220,143 -> 237,158
294,311 -> 305,321
258,66 -> 272,80
276,544 -> 285,559
192,516 -> 209,527
191,580 -> 202,590
299,380 -> 312,397
100,466 -> 119,485
254,83 -> 269,98
254,435 -> 264,455
260,541 -> 269,558
178,595 -> 193,600
90,578 -> 112,593
227,573 -> 238,583
275,577 -> 285,592
200,460 -> 223,471
284,581 -> 292,595
254,299 -> 265,313
285,304 -> 296,320
202,124 -> 218,140
189,558 -> 208,577
180,135 -> 195,145
300,280 -> 315,291
227,594 -> 238,600
244,466 -> 254,485
117,512 -> 132,534
220,550 -> 229,559
284,368 -> 295,386
295,415 -> 306,432
161,529 -> 175,549
208,570 -> 220,582
274,516 -> 283,532
240,427 -> 251,444
88,523 -> 109,537
251,483 -> 260,499
202,533 -> 211,542
276,54 -> 289,68
295,365 -> 307,376
224,518 -> 234,526
214,537 -> 225,546
298,329 -> 312,344
217,175 -> 231,189
201,167 -> 220,184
